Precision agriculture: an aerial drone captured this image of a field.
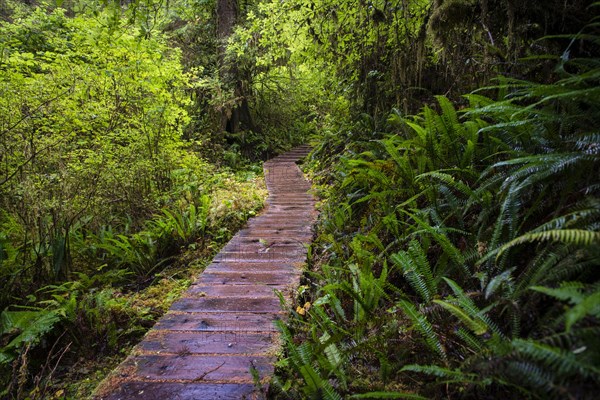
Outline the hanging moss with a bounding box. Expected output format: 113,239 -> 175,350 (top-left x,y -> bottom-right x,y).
427,0 -> 479,46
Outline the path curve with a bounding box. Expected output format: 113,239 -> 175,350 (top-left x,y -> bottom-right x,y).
94,146 -> 316,400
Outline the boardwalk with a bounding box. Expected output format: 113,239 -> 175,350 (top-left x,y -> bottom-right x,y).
94,146 -> 316,399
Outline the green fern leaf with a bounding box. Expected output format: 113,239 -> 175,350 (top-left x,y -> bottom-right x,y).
398,300 -> 446,359
565,291 -> 600,332
455,327 -> 484,352
512,338 -> 600,379
433,299 -> 488,335
349,392 -> 427,399
391,243 -> 435,303
485,268 -> 515,299
0,310 -> 62,363
530,283 -> 585,303
299,363 -> 324,394
531,284 -> 600,331
416,171 -> 476,198
442,277 -> 505,338
401,364 -> 478,382
400,210 -> 465,266
497,229 -> 600,259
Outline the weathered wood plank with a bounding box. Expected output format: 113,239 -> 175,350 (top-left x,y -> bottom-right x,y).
139,331 -> 276,355
116,354 -> 273,382
97,382 -> 262,400
153,312 -> 282,332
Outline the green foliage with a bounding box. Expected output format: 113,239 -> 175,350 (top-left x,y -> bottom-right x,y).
0,310 -> 62,364
276,21 -> 600,398
532,284 -> 600,332
348,393 -> 427,400
0,5 -> 195,290
396,300 -> 446,360
0,3 -> 269,398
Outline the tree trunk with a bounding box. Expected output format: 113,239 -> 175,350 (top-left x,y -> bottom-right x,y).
216,0 -> 254,133
217,0 -> 237,53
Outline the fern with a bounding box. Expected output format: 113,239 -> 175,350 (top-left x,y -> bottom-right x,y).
415,171 -> 475,198
299,363 -> 343,400
433,299 -> 488,336
0,309 -> 62,364
485,268 -> 515,300
454,327 -> 484,353
320,331 -> 347,389
530,282 -> 586,303
441,277 -> 505,338
497,229 -> 600,259
512,338 -> 600,379
401,364 -> 482,385
284,24 -> 600,398
400,209 -> 465,267
504,360 -> 553,392
531,283 -> 600,331
391,241 -> 435,303
512,246 -> 571,294
564,291 -> 600,332
530,203 -> 600,231
348,392 -> 427,399
397,300 -> 446,360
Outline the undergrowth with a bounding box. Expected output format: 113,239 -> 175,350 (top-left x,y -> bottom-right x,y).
273,18 -> 600,400
0,168 -> 266,399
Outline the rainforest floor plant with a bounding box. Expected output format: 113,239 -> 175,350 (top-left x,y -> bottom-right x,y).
273,21 -> 600,399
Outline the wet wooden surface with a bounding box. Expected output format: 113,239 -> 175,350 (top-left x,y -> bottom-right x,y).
93,146 -> 316,399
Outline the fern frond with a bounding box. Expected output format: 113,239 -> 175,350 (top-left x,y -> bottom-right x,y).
401,364 -> 481,384
530,204 -> 600,232
504,360 -> 553,391
564,291 -> 600,332
519,86 -> 600,114
297,343 -> 314,366
574,133 -> 600,154
434,299 -> 488,336
348,392 -> 427,399
299,363 -> 326,397
531,284 -> 600,331
320,331 -> 347,388
462,93 -> 494,108
401,210 -> 465,266
416,171 -> 476,199
0,309 -> 62,363
530,282 -> 585,303
398,299 -> 446,359
497,229 -> 600,259
512,338 -> 600,379
391,240 -> 436,303
454,327 -> 484,353
485,268 -> 515,299
442,277 -> 505,338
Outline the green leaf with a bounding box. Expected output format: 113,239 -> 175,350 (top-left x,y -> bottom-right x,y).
0,310 -> 62,363
348,392 -> 427,399
398,300 -> 446,359
433,299 -> 488,335
565,291 -> 600,331
497,230 -> 600,259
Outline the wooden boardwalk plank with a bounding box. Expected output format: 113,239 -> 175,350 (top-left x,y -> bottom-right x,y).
153,312 -> 281,332
98,382 -> 262,400
116,354 -> 274,382
139,331 -> 276,355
